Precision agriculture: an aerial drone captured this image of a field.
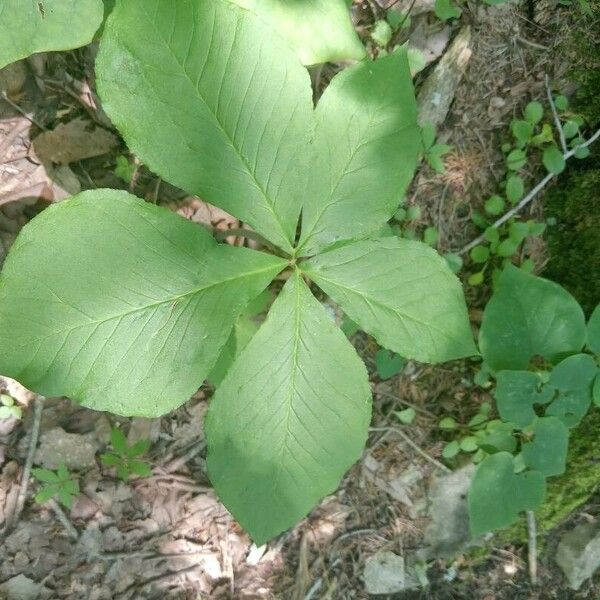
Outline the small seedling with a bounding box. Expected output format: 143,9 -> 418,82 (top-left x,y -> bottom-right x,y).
375,348 -> 406,380
32,463 -> 79,509
395,407 -> 416,425
0,394 -> 21,419
100,427 -> 152,481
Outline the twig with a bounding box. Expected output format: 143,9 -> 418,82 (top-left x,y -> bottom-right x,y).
0,91 -> 47,131
214,227 -> 278,253
459,128 -> 600,255
527,511 -> 537,586
2,396 -> 44,535
48,499 -> 79,540
545,75 -> 567,153
369,426 -> 451,473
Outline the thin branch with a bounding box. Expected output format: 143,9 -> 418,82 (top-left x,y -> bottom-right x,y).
459,128 -> 600,255
0,92 -> 47,131
369,426 -> 451,473
527,511 -> 538,586
545,75 -> 567,153
2,396 -> 44,535
48,499 -> 79,540
214,227 -> 280,254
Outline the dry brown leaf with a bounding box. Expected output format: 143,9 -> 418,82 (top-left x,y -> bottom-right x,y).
31,118 -> 118,165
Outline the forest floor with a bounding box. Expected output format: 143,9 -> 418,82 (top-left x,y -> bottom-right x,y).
0,1 -> 599,599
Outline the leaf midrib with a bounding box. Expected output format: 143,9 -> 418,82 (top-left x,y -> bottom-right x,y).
138,1 -> 293,250
4,262 -> 282,346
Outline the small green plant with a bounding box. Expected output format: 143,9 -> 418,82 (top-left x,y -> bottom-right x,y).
468,266 -> 599,535
100,428 -> 152,481
375,348 -> 406,380
0,394 -> 21,419
31,463 -> 80,509
467,97 -> 589,286
0,0 -> 475,545
421,123 -> 453,174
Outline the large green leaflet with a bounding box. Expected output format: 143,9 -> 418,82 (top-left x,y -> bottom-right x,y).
0,0 -> 104,69
0,191 -> 285,416
304,238 -> 476,363
96,0 -> 314,253
298,50 -> 421,256
479,266 -> 586,371
521,417 -> 568,477
231,0 -> 365,65
469,452 -> 545,536
205,272 -> 371,544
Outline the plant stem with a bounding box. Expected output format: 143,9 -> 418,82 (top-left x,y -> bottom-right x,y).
545,75 -> 567,154
459,127 -> 600,255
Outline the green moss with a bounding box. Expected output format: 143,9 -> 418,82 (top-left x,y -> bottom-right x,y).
544,164 -> 600,317
566,0 -> 600,125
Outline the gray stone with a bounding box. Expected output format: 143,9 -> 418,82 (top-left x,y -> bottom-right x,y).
421,464 -> 475,559
34,427 -> 99,470
0,574 -> 51,600
556,521 -> 600,590
363,551 -> 418,595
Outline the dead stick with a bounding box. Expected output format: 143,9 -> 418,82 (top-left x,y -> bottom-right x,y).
459,128 -> 600,255
545,75 -> 567,153
48,499 -> 79,540
527,510 -> 537,586
3,395 -> 44,534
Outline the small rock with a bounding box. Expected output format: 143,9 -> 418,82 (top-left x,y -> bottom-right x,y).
421,464 -> 475,559
0,574 -> 51,600
556,521 -> 600,590
363,551 -> 418,595
34,427 -> 98,470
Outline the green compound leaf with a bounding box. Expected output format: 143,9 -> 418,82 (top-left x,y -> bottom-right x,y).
494,371 -> 553,429
479,265 -> 586,371
469,452 -> 545,536
0,190 -> 285,417
0,0 -> 104,70
205,271 -> 371,544
546,353 -> 598,428
521,417 -> 569,477
304,237 -> 476,363
96,0 -> 314,253
298,49 -> 421,256
232,0 -> 365,65
587,304 -> 600,355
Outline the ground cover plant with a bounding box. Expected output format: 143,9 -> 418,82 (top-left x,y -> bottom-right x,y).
0,0 -> 477,544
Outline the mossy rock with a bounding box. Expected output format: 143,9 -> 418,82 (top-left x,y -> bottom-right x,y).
544,161 -> 600,317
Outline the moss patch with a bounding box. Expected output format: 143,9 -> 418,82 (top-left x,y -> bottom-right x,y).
544,162 -> 600,316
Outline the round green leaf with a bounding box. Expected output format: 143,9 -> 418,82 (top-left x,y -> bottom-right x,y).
511,120 -> 533,143
521,417 -> 569,476
479,265 -> 586,371
506,175 -> 524,204
470,246 -> 490,264
587,304 -> 600,355
524,101 -> 544,125
442,440 -> 460,459
496,238 -> 520,257
469,452 -> 545,536
543,145 -> 566,175
485,195 -> 505,216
